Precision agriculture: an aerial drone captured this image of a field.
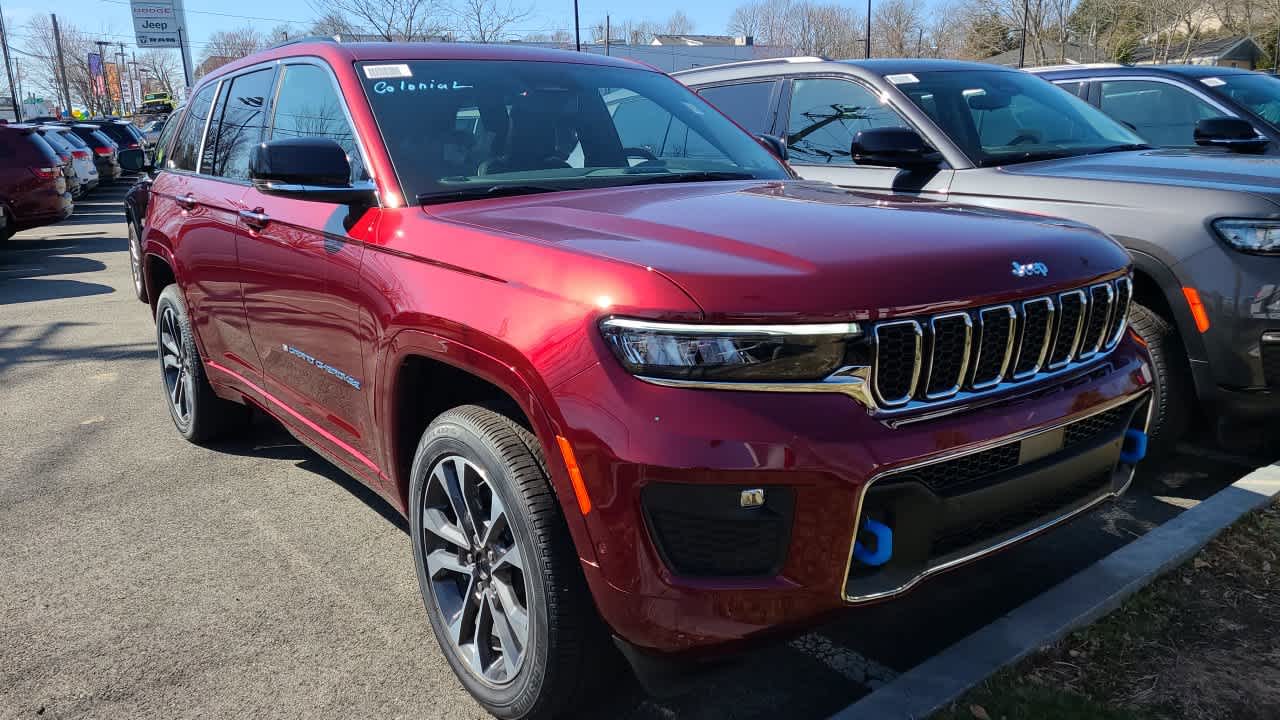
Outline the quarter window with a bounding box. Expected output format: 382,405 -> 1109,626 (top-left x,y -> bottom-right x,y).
166,82 -> 217,172
1098,80 -> 1227,147
270,63 -> 366,183
202,68 -> 275,180
786,78 -> 909,165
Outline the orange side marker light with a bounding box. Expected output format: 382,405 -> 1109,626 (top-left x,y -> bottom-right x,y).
1182,287 -> 1211,333
556,435 -> 592,515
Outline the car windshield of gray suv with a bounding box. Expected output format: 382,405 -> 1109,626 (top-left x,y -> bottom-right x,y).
1212,73 -> 1280,127
357,60 -> 789,203
894,70 -> 1148,166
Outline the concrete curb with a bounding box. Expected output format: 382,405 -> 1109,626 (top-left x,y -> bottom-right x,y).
830,460 -> 1280,720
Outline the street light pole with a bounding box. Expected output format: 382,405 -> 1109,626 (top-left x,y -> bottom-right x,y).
573,0 -> 581,52
865,0 -> 871,58
0,3 -> 21,121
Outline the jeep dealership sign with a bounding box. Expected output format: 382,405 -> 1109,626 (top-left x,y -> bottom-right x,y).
130,0 -> 183,48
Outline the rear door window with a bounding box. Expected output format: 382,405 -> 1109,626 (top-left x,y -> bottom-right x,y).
167,82 -> 218,171
697,81 -> 777,134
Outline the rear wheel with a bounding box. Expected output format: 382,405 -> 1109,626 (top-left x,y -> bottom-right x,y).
409,405 -> 606,719
1128,302 -> 1192,455
127,218 -> 146,301
0,207 -> 14,242
155,285 -> 249,443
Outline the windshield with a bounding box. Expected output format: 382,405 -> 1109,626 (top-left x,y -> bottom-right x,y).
144,93 -> 167,101
894,70 -> 1146,166
1212,73 -> 1280,127
358,60 -> 788,202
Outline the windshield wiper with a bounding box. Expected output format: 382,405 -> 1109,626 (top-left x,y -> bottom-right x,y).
1085,143 -> 1151,155
416,184 -> 563,205
621,171 -> 758,186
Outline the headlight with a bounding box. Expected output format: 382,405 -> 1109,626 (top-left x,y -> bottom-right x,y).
599,317 -> 861,382
1212,219 -> 1280,254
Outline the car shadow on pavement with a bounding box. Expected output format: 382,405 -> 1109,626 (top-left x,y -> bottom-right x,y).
213,412 -> 410,534
0,321 -> 155,376
1,232 -> 125,305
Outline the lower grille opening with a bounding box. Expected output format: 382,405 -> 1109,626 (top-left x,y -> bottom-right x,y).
643,484 -> 794,577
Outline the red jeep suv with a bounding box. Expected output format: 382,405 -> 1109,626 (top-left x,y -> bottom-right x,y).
133,41 -> 1153,718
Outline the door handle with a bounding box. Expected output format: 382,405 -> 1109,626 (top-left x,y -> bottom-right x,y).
176,193 -> 196,210
238,208 -> 271,230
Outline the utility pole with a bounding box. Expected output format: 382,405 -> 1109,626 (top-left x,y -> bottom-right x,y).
0,3 -> 20,121
95,40 -> 112,114
573,0 -> 581,51
51,14 -> 72,118
605,15 -> 610,56
1018,0 -> 1029,68
865,0 -> 871,58
117,43 -> 133,115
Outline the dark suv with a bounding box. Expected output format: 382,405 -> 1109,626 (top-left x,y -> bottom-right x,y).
679,58 -> 1280,451
0,124 -> 72,239
63,124 -> 124,183
1031,64 -> 1280,154
132,42 -> 1152,718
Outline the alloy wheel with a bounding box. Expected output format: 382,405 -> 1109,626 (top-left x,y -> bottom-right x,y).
158,306 -> 193,425
420,455 -> 531,687
128,222 -> 143,298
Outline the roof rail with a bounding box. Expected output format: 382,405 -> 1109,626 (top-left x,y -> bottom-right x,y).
267,35 -> 340,51
672,55 -> 826,75
1025,62 -> 1124,72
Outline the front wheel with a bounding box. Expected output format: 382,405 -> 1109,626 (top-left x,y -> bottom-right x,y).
409,405 -> 606,719
127,219 -> 146,302
1128,302 -> 1193,455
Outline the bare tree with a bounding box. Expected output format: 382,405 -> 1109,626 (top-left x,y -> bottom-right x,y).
138,49 -> 181,98
457,0 -> 532,41
310,10 -> 359,37
307,0 -> 452,41
727,3 -> 764,38
726,0 -> 863,55
21,15 -> 103,114
664,10 -> 695,35
198,26 -> 267,77
873,0 -> 927,56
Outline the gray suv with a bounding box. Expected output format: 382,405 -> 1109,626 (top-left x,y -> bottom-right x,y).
677,58 -> 1279,451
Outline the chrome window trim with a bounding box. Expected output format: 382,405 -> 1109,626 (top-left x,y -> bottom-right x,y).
1078,283 -> 1116,360
1047,289 -> 1087,369
190,77 -> 224,176
872,320 -> 923,407
840,389 -> 1153,603
970,304 -> 1016,390
1011,297 -> 1055,380
1105,276 -> 1132,350
923,312 -> 973,400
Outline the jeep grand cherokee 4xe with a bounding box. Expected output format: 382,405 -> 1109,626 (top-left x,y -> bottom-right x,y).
133,41 -> 1152,719
679,58 -> 1280,452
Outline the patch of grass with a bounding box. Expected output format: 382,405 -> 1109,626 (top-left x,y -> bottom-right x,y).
934,499 -> 1280,720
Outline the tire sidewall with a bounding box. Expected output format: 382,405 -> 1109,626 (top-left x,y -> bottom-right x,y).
128,219 -> 146,302
155,285 -> 199,440
409,418 -> 551,718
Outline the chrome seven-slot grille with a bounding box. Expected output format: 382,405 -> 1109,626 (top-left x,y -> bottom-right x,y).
872,277 -> 1132,408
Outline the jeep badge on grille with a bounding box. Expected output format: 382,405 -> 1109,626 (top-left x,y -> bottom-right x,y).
1012,261 -> 1049,278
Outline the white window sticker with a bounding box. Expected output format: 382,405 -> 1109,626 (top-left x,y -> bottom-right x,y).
1201,77 -> 1226,87
363,64 -> 413,79
886,73 -> 919,85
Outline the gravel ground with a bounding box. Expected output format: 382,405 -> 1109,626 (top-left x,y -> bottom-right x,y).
1,185 -> 1270,720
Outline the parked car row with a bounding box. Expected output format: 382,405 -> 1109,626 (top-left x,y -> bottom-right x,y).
0,118 -> 148,241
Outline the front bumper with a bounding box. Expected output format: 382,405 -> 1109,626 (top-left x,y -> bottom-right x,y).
554,336 -> 1152,657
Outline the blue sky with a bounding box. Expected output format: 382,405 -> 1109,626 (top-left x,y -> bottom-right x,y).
0,0 -> 752,59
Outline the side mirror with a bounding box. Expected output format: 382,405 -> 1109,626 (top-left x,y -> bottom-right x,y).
118,147 -> 147,172
249,137 -> 376,204
757,133 -> 788,161
850,127 -> 942,170
1194,117 -> 1269,153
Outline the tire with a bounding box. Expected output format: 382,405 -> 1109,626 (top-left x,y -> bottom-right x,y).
127,217 -> 146,302
0,207 -> 14,242
154,284 -> 249,443
1128,302 -> 1193,455
409,405 -> 605,720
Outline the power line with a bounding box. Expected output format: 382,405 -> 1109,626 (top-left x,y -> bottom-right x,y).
98,0 -> 303,25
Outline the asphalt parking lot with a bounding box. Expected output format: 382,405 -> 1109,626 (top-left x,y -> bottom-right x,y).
2,186 -> 1275,720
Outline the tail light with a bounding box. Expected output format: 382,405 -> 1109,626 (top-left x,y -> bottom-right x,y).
94,146 -> 113,157
72,149 -> 90,159
127,142 -> 140,149
30,166 -> 59,180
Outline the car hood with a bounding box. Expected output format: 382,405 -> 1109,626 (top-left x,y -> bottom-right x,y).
430,180 -> 1130,320
1002,148 -> 1280,200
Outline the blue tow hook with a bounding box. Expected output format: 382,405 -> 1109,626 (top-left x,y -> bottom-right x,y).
853,518 -> 893,567
1120,428 -> 1148,465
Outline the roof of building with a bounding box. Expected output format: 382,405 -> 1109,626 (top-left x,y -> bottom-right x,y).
651,34 -> 743,46
985,41 -> 1109,68
1127,35 -> 1259,63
